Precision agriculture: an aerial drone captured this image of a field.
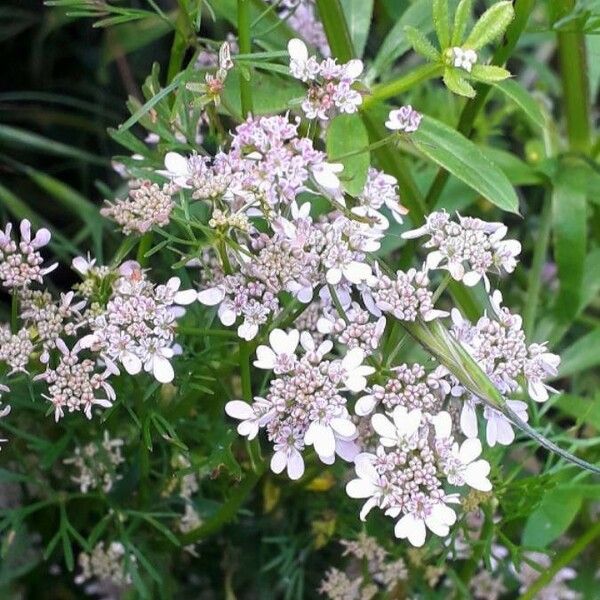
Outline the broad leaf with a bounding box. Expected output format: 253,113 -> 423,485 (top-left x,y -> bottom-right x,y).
522,488 -> 582,548
494,79 -> 545,128
326,113 -> 370,196
412,115 -> 520,213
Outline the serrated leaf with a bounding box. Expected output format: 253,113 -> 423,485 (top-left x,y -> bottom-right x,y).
522,488 -> 582,548
493,79 -> 545,128
404,25 -> 440,61
443,68 -> 476,97
451,0 -> 473,45
340,0 -> 374,57
470,64 -> 511,82
412,115 -> 519,213
464,1 -> 514,51
433,0 -> 450,48
326,113 -> 370,196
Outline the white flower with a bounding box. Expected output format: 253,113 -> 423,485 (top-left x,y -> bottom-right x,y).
448,438 -> 492,492
271,427 -> 305,480
332,347 -> 375,393
484,400 -> 529,446
304,413 -> 356,459
371,406 -> 422,447
160,152 -> 192,187
254,329 -> 299,374
288,38 -> 320,81
385,105 -> 422,133
393,500 -> 457,547
225,397 -> 275,439
299,331 -> 332,363
311,162 -> 344,197
449,47 -> 478,72
143,344 -> 175,383
346,453 -> 390,520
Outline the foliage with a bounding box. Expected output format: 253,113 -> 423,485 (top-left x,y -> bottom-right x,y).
0,1 -> 600,599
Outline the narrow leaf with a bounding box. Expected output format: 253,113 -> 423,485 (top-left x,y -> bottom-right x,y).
552,164 -> 587,320
451,0 -> 473,45
411,115 -> 520,213
493,79 -> 545,128
443,68 -> 476,97
404,25 -> 440,62
433,0 -> 450,48
339,0 -> 374,57
464,1 -> 515,51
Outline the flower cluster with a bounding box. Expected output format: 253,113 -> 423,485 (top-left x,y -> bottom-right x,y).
78,260 -> 196,383
451,290 -> 560,446
447,47 -> 478,72
226,329 -> 375,478
403,210 -> 521,289
0,219 -> 195,423
346,407 -> 491,547
319,532 -> 408,599
75,541 -> 134,591
385,105 -> 423,133
0,219 -> 56,290
288,38 -> 363,120
100,179 -> 175,235
63,431 -> 124,493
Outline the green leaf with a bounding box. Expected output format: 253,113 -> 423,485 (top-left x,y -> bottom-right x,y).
339,0 -> 374,57
369,0 -> 433,79
404,25 -> 440,62
433,0 -> 450,48
493,79 -> 545,128
464,1 -> 514,50
451,0 -> 473,45
222,69 -> 305,119
555,393 -> 600,431
443,68 -> 476,97
315,0 -> 355,62
470,64 -> 511,82
482,148 -> 543,186
552,164 -> 587,320
0,125 -> 106,166
326,113 -> 370,196
411,115 -> 520,213
557,329 -> 600,379
522,488 -> 582,548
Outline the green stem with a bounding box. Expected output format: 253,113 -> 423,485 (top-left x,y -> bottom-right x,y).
363,64 -> 443,109
550,1 -> 591,153
517,520 -> 600,600
180,465 -> 265,544
11,291 -> 18,334
237,0 -> 254,116
523,193 -> 552,338
239,341 -> 253,402
315,0 -> 354,62
424,0 -> 536,208
136,232 -> 153,267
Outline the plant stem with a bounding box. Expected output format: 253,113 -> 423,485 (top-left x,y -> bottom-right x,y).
136,232 -> 153,266
180,465 -> 265,545
363,64 -> 443,109
424,0 -> 536,209
523,193 -> 552,338
550,1 -> 591,153
517,520 -> 600,600
315,0 -> 354,62
237,0 -> 254,116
